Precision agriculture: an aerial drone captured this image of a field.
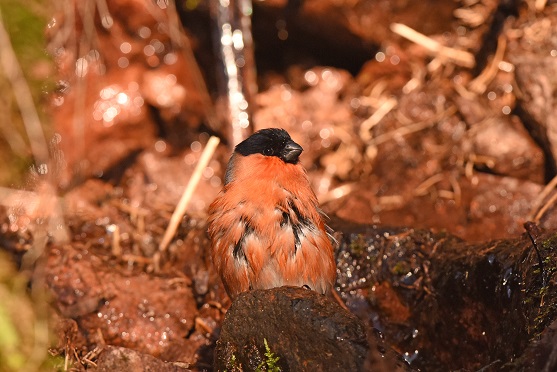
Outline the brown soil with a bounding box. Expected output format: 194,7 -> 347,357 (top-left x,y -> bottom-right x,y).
3,0 -> 557,370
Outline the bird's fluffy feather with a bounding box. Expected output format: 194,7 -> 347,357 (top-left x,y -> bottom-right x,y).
208,149 -> 336,299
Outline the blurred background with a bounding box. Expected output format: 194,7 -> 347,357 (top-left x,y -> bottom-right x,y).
1,0 -> 557,370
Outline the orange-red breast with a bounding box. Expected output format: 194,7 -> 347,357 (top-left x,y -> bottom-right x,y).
208,128 -> 336,300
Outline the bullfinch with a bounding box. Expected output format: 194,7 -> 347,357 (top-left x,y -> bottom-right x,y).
208,128 -> 336,300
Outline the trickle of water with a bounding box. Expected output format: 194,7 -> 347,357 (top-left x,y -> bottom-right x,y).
212,0 -> 257,146
403,349 -> 419,364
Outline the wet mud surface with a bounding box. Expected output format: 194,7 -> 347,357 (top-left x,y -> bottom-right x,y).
3,0 -> 557,370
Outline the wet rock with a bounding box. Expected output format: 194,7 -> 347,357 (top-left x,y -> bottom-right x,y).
327,172 -> 548,242
47,0 -> 207,188
45,244 -> 196,357
455,90 -> 544,184
63,179 -> 117,220
334,222 -> 557,370
469,116 -> 543,182
124,145 -> 222,216
93,346 -> 188,371
214,286 -> 371,371
160,331 -> 215,370
508,7 -> 557,176
505,317 -> 557,371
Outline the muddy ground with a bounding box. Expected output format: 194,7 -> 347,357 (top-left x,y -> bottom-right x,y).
3,0 -> 557,370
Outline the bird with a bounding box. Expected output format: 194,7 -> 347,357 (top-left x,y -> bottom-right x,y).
208,128 -> 336,300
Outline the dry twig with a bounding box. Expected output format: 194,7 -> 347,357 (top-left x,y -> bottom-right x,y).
159,136 -> 221,251
529,174 -> 557,221
319,183 -> 356,204
535,0 -> 548,11
534,192 -> 557,223
370,106 -> 457,146
414,173 -> 446,196
391,23 -> 475,68
468,35 -> 508,94
359,97 -> 398,141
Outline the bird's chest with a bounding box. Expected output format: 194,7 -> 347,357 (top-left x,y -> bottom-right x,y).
232,188 -> 313,255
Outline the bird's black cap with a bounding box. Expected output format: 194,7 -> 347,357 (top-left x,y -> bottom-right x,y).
235,128 -> 303,164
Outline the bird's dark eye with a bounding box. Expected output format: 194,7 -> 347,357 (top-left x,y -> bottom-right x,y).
263,148 -> 274,156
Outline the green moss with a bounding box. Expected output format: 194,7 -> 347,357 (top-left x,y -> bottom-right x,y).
0,252 -> 57,372
225,353 -> 242,372
540,233 -> 557,251
256,339 -> 281,372
392,261 -> 410,276
0,0 -> 51,82
349,234 -> 367,256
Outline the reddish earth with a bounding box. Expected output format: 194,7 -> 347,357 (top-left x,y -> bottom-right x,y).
3,0 -> 557,370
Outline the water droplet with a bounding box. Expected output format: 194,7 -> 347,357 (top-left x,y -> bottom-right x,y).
37,163 -> 48,175
52,133 -> 62,144
116,92 -> 129,105
280,86 -> 292,101
304,70 -> 318,86
75,58 -> 88,77
138,26 -> 151,39
88,49 -> 100,61
144,45 -> 156,57
118,57 -> 129,68
184,153 -> 196,165
53,96 -> 64,106
319,128 -> 331,139
151,39 -> 165,53
101,16 -> 113,29
487,254 -> 495,265
190,141 -> 202,152
120,42 -> 132,54
403,350 -> 419,364
498,61 -> 514,72
302,120 -> 312,130
164,52 -> 178,65
133,96 -> 144,107
210,176 -> 222,187
232,30 -> 244,50
155,140 -> 167,152
203,167 -> 214,179
165,74 -> 177,84
238,99 -> 248,110
278,29 -> 288,40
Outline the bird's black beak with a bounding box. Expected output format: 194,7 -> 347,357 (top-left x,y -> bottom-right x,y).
281,140 -> 303,164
